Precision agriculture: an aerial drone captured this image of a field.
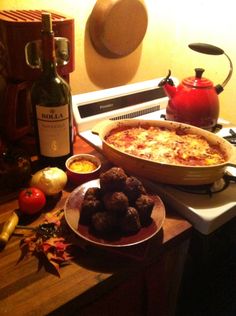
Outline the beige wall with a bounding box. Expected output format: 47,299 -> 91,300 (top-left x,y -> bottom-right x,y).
1,0 -> 236,123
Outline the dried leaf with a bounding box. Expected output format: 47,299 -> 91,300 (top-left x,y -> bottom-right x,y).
45,209 -> 64,226
19,209 -> 73,276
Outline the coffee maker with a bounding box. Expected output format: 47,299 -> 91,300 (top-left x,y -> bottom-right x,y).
0,10 -> 74,150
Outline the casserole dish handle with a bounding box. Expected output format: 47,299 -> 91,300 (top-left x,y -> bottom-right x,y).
92,120 -> 111,136
227,162 -> 236,168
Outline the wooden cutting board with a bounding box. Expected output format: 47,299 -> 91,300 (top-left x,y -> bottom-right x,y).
89,0 -> 148,58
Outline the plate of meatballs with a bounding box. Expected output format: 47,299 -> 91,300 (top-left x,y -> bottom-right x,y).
64,167 -> 165,247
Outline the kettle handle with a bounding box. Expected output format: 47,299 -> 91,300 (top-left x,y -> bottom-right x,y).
188,42 -> 233,92
188,43 -> 224,55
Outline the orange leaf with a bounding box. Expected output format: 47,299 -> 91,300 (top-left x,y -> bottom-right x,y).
19,209 -> 73,276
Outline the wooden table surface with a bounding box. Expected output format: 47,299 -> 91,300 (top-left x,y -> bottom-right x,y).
0,136 -> 192,316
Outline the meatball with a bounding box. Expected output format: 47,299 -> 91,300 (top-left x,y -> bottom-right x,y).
103,191 -> 129,216
79,198 -> 102,225
84,187 -> 102,200
91,212 -> 115,234
120,207 -> 141,234
99,167 -> 127,192
78,166 -> 152,238
135,194 -> 154,226
124,176 -> 147,204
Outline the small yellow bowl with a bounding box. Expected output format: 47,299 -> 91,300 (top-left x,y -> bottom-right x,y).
65,154 -> 101,186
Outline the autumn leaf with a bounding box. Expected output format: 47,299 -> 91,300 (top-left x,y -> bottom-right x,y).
19,209 -> 73,276
45,209 -> 64,226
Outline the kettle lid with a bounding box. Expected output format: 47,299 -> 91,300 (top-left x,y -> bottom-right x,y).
183,68 -> 214,88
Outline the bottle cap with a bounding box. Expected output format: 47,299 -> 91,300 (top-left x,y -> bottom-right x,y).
42,12 -> 52,32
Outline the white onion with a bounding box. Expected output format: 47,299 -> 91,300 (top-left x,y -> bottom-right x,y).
30,167 -> 67,196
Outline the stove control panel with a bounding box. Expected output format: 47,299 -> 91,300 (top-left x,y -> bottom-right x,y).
72,78 -> 178,133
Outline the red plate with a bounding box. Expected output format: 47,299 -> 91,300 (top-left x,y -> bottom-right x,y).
64,179 -> 165,247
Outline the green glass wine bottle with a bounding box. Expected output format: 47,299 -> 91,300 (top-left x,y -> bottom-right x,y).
31,12 -> 73,170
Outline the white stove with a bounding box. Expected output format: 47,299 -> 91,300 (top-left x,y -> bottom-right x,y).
72,79 -> 236,235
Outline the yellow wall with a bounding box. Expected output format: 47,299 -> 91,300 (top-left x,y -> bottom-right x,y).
1,0 -> 236,123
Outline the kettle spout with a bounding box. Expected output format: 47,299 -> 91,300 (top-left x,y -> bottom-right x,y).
158,70 -> 177,98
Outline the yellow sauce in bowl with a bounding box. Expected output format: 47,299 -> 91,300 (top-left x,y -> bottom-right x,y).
69,159 -> 97,173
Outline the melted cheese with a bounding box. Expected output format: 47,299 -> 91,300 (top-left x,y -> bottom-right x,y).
105,126 -> 226,166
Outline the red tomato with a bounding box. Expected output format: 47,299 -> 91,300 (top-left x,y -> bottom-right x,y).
18,187 -> 46,215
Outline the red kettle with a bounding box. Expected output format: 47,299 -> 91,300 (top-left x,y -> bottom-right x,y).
159,43 -> 233,130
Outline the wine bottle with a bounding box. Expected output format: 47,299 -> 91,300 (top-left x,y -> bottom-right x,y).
31,12 -> 73,170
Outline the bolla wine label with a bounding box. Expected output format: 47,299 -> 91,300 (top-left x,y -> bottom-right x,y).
36,104 -> 70,157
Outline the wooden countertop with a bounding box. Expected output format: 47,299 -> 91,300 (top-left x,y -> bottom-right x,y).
0,136 -> 192,316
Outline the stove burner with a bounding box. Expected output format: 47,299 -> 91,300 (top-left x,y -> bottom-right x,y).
223,128 -> 236,145
173,173 -> 236,196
